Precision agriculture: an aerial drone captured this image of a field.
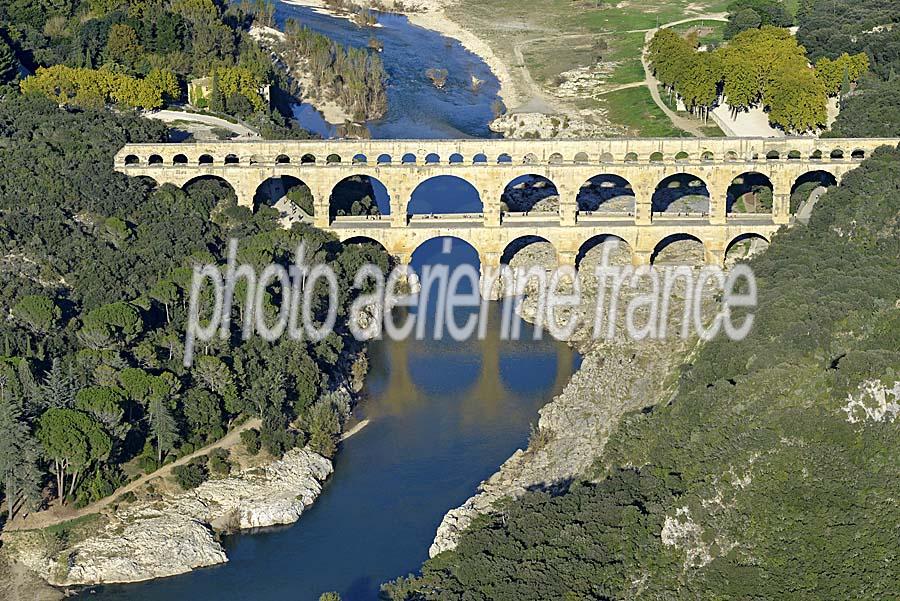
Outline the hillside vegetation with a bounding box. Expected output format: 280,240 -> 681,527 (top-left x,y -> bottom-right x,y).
383,146 -> 900,599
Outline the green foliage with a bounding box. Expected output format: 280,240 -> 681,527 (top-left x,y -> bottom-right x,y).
384,147 -> 900,599
12,295 -> 61,333
38,408 -> 112,503
319,593 -> 342,601
724,0 -> 792,39
240,428 -> 261,455
207,447 -> 231,476
20,65 -> 181,110
648,25 -> 867,132
282,19 -> 387,120
0,29 -> 16,84
172,457 -> 209,490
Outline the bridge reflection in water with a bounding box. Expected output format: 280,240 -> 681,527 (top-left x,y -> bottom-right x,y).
360,237 -> 578,427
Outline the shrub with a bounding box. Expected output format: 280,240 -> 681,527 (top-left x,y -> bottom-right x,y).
208,448 -> 232,476
240,428 -> 261,455
173,459 -> 209,490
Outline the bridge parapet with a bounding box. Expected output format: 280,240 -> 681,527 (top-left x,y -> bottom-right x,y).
116,137 -> 897,169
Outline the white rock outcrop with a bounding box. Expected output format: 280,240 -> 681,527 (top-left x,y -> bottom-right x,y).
11,448 -> 332,586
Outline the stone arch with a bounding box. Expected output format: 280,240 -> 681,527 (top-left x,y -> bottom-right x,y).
497,153 -> 512,164
500,235 -> 557,268
249,155 -> 264,166
791,170 -> 838,195
574,151 -> 589,164
408,175 -> 482,215
575,234 -> 632,268
725,233 -> 770,265
765,150 -> 780,160
326,153 -> 342,164
473,153 -> 488,164
449,153 -> 464,164
377,153 -> 392,164
725,151 -> 738,162
790,170 -> 838,212
330,175 -> 390,219
301,153 -> 317,165
851,149 -> 865,160
549,152 -> 564,164
173,154 -> 188,164
651,233 -> 705,266
402,153 -> 417,164
275,154 -> 291,164
652,173 -> 710,214
182,175 -> 238,207
148,154 -> 163,165
830,149 -> 844,160
224,153 -> 239,165
198,154 -> 214,165
341,236 -> 390,259
810,149 -> 823,160
501,175 -> 559,215
255,175 -> 313,217
523,152 -> 539,164
649,151 -> 664,163
600,152 -> 614,164
425,152 -> 441,164
675,151 -> 690,162
353,153 -> 368,165
410,236 -> 482,307
787,150 -> 802,160
701,151 -> 714,162
124,154 -> 139,165
727,172 -> 774,214
576,174 -> 635,213
624,152 -> 638,163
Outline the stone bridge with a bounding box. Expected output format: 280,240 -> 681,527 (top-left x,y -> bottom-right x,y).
115,137 -> 896,272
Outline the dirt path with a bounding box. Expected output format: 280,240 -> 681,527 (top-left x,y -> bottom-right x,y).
5,419 -> 261,533
641,14 -> 728,136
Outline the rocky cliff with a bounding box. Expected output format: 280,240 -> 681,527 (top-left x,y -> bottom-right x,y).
6,448 -> 332,587
430,243 -> 714,557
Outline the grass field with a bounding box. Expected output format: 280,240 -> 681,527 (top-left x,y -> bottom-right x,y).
601,87 -> 689,137
445,0 -> 731,136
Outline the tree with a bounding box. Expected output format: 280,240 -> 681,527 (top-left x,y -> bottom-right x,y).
0,31 -> 16,84
319,594 -> 342,601
36,359 -> 76,413
104,24 -> 143,69
38,408 -> 111,503
12,295 -> 61,333
0,381 -> 40,521
182,388 -> 224,444
147,393 -> 179,464
75,386 -> 125,431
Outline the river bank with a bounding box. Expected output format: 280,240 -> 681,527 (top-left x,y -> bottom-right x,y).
430,244 -> 718,556
281,0 -> 521,109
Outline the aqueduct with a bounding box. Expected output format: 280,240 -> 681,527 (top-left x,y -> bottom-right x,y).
116,137 -> 896,276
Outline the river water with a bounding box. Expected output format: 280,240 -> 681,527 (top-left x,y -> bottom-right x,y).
89,6 -> 577,600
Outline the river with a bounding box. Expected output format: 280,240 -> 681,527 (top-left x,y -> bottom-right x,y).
87,6 -> 578,600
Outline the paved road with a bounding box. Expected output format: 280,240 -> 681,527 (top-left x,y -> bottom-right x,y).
640,14 -> 729,136
146,109 -> 260,138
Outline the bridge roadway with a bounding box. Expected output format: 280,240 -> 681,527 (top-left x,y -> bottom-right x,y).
115,137 -> 898,275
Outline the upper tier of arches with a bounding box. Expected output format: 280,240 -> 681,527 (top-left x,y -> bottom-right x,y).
121,145 -> 874,168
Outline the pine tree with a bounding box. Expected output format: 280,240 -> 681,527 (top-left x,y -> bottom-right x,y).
0,31 -> 16,84
0,380 -> 42,520
147,396 -> 179,463
36,359 -> 76,414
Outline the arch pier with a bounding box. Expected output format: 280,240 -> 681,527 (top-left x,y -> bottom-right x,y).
116,137 -> 895,295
